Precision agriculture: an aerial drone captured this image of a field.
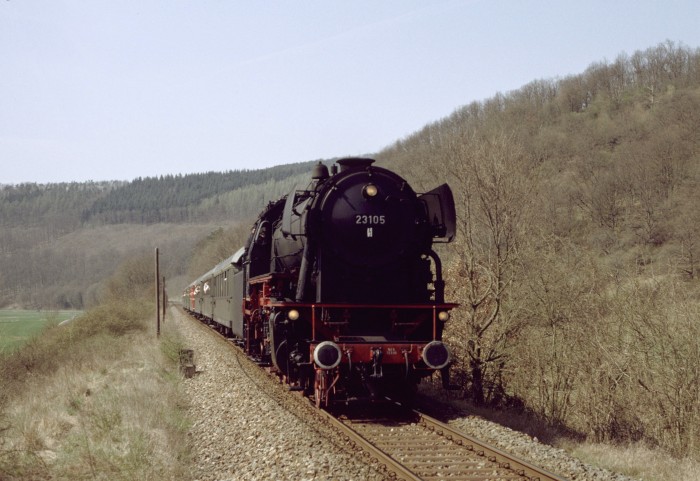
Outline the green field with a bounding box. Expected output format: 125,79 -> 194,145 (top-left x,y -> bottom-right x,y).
0,310 -> 82,353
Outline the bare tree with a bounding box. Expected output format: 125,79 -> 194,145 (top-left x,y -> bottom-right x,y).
443,132 -> 535,405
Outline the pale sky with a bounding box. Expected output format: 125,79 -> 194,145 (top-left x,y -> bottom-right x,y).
2,0 -> 700,184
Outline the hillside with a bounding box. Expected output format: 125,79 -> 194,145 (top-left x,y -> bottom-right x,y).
0,161 -> 324,308
381,41 -> 700,282
376,40 -> 700,457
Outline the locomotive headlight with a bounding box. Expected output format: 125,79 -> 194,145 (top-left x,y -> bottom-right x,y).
287,309 -> 300,321
362,183 -> 378,198
438,311 -> 450,322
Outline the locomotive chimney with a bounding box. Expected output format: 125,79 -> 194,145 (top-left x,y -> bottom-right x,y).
336,157 -> 375,172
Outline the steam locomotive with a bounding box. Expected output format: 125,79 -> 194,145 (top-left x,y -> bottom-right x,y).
183,158 -> 457,406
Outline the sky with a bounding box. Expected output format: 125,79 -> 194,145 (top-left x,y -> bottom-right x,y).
2,1 -> 700,184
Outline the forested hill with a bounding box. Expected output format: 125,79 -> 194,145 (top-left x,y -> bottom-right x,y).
82,162 -> 319,224
379,40 -> 700,279
1,160 -> 321,229
376,41 -> 700,457
0,160 -> 325,308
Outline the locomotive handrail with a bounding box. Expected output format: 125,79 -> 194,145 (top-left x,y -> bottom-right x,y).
268,302 -> 459,341
248,272 -> 298,283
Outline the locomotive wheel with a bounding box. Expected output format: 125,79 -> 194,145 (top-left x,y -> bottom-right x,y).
273,340 -> 289,376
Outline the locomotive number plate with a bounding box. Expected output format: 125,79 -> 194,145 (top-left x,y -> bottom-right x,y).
355,215 -> 386,225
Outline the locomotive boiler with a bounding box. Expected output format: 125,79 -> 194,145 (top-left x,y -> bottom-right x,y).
184,158 -> 457,406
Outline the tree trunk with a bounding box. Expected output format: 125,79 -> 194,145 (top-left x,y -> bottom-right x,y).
470,359 -> 485,406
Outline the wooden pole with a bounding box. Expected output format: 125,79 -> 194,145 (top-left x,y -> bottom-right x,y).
155,247 -> 160,338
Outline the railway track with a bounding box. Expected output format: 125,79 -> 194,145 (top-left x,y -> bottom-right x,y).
186,309 -> 569,481
319,404 -> 569,481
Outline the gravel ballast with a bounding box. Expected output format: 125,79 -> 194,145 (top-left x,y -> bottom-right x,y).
171,307 -> 385,481
171,307 -> 639,481
445,416 -> 639,481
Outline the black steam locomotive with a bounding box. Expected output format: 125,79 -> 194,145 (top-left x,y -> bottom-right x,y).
184,158 -> 456,406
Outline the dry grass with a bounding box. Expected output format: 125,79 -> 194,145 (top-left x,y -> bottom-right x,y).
564,441 -> 700,481
0,303 -> 191,480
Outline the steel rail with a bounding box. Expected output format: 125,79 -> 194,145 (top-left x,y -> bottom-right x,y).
315,407 -> 423,481
415,410 -> 568,481
322,401 -> 570,481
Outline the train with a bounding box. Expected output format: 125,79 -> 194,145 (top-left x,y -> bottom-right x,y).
182,158 -> 457,407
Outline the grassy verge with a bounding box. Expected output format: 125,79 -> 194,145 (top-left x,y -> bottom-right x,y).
0,301 -> 191,480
